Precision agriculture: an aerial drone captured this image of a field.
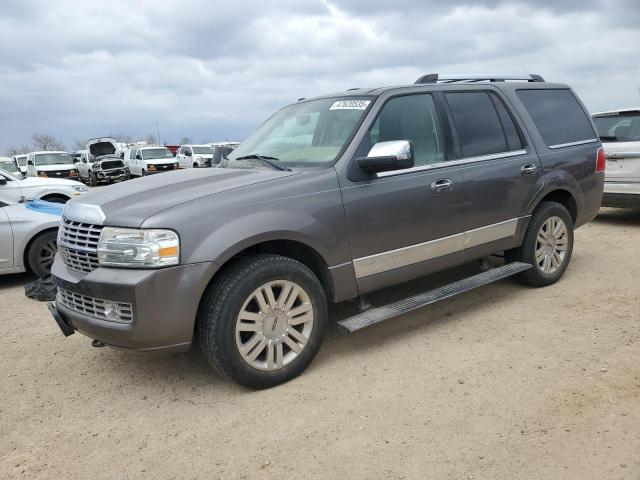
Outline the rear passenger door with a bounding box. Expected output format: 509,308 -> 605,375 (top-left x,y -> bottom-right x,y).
0,205 -> 13,270
443,90 -> 542,259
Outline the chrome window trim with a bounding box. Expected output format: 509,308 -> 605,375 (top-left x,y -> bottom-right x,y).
375,149 -> 528,178
548,138 -> 598,149
353,217 -> 527,278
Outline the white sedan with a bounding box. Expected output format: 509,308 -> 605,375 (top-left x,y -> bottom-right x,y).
0,170 -> 89,206
0,201 -> 61,277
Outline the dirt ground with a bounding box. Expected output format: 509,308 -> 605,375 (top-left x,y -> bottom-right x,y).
1,207 -> 639,480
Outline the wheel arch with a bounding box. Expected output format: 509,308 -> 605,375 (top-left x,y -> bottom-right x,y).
40,193 -> 71,203
21,226 -> 58,272
530,188 -> 578,224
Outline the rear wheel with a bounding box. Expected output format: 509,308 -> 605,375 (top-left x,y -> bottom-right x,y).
197,254 -> 328,389
27,230 -> 58,277
506,201 -> 574,287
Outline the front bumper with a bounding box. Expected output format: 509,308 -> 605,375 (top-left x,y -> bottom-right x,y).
96,168 -> 129,182
50,254 -> 218,353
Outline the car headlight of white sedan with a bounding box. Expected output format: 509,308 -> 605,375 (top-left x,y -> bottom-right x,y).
72,185 -> 89,192
97,227 -> 180,267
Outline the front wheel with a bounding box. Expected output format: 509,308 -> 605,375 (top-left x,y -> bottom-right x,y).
27,230 -> 58,277
197,254 -> 328,389
89,172 -> 98,187
506,201 -> 574,287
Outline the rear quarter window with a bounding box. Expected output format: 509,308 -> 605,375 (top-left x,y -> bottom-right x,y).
516,89 -> 596,148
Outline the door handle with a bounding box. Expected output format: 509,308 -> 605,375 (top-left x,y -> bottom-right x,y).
431,178 -> 453,193
521,164 -> 537,176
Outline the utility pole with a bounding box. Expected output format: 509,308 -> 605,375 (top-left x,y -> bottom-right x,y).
155,123 -> 162,146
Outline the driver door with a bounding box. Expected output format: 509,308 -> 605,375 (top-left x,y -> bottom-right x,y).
0,205 -> 13,270
340,93 -> 467,293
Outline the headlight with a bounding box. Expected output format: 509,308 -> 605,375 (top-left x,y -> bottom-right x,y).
37,171 -> 47,177
92,164 -> 100,171
97,227 -> 179,268
196,156 -> 205,164
72,185 -> 89,192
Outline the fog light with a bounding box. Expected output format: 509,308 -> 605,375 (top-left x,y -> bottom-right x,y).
103,302 -> 122,322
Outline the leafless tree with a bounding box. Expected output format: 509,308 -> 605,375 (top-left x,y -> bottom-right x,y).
109,133 -> 134,144
5,145 -> 31,157
32,133 -> 66,151
179,137 -> 192,145
144,133 -> 157,145
72,139 -> 86,152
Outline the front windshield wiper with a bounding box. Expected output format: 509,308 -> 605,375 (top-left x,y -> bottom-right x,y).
234,154 -> 291,171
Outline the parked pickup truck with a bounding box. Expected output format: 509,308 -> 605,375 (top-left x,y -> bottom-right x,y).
49,74 -> 604,388
77,138 -> 130,186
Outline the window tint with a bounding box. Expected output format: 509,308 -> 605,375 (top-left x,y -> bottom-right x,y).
516,89 -> 596,147
367,94 -> 444,166
446,91 -> 519,157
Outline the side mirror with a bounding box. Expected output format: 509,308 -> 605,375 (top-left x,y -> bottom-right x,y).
27,159 -> 34,166
185,151 -> 192,157
136,155 -> 142,160
357,140 -> 414,173
0,177 -> 7,186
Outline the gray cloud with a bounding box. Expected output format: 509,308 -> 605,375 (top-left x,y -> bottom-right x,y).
1,0 -> 639,153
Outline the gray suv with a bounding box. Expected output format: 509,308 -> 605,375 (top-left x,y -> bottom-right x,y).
49,74 -> 604,388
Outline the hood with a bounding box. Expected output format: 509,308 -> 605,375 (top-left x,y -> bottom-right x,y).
20,176 -> 83,188
87,137 -> 118,159
69,167 -> 301,227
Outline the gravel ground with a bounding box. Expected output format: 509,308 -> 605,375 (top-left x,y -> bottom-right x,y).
1,208 -> 639,480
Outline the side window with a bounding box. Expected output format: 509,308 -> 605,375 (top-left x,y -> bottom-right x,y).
516,89 -> 596,147
445,91 -> 520,158
366,94 -> 444,166
130,150 -> 137,159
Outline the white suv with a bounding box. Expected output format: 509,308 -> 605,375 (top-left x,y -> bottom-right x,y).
592,108 -> 640,208
176,145 -> 215,168
26,151 -> 79,179
128,146 -> 179,176
0,170 -> 88,205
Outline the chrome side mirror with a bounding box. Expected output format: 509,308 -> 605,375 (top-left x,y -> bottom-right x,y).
357,140 -> 414,173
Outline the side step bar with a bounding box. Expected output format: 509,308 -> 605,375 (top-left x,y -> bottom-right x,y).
337,262 -> 532,333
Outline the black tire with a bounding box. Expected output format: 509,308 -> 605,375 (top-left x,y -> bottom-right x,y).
197,254 -> 328,389
141,169 -> 147,176
89,172 -> 98,187
42,195 -> 68,204
27,230 -> 58,277
506,201 -> 574,287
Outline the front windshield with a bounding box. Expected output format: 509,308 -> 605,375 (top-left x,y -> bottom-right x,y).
0,161 -> 20,174
16,156 -> 27,166
141,148 -> 174,160
193,146 -> 213,155
227,97 -> 372,167
35,153 -> 73,165
593,113 -> 640,142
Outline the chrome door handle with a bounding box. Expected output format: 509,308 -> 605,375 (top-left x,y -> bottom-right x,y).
521,164 -> 537,176
431,179 -> 453,193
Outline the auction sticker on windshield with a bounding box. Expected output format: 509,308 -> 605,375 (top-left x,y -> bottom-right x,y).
330,100 -> 371,110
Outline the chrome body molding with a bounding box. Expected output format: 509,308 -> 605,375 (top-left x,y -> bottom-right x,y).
62,202 -> 106,225
548,138 -> 598,150
353,217 -> 526,278
376,150 -> 528,178
328,261 -> 353,270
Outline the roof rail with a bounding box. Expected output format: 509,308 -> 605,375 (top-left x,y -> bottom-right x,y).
414,74 -> 545,84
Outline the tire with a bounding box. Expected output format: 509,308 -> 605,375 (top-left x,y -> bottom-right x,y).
197,254 -> 328,389
27,230 -> 58,277
42,195 -> 68,204
141,169 -> 147,176
506,201 -> 574,287
89,173 -> 98,187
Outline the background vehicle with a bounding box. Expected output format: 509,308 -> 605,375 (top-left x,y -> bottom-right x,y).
592,108 -> 640,208
176,144 -> 215,168
77,138 -> 130,186
0,201 -> 61,277
12,154 -> 28,176
0,170 -> 88,205
50,74 -> 604,389
26,151 -> 79,179
0,157 -> 21,176
128,146 -> 179,176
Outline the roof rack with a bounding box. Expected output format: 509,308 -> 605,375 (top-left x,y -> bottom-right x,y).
414,74 -> 545,84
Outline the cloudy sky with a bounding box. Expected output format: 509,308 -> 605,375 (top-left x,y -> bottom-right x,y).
1,0 -> 639,153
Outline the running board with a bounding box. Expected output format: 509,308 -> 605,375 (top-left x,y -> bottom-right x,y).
337,262 -> 532,333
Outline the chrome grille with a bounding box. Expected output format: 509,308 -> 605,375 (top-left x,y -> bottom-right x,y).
59,218 -> 103,274
57,288 -> 133,324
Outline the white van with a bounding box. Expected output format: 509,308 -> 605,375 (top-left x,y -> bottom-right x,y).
12,154 -> 28,176
26,151 -> 79,179
128,146 -> 178,177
